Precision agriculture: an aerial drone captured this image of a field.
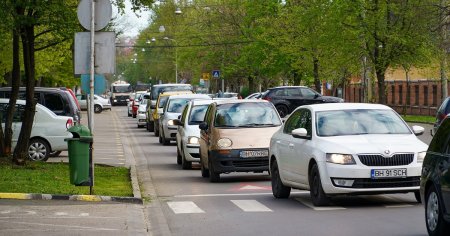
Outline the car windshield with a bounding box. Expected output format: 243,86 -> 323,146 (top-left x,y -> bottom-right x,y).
113,85 -> 132,93
167,98 -> 190,113
158,96 -> 169,108
315,109 -> 412,136
188,105 -> 209,125
214,102 -> 282,128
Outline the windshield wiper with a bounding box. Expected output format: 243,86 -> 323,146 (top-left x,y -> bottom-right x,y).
238,123 -> 276,127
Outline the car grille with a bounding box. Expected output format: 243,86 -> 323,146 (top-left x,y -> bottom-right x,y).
116,95 -> 128,101
189,153 -> 200,158
227,159 -> 268,168
358,153 -> 414,166
350,177 -> 420,188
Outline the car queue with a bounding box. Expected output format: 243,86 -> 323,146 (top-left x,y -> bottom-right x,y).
125,84 -> 448,236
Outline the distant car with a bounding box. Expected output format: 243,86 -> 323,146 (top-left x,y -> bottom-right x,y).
0,99 -> 74,161
269,103 -> 427,206
431,96 -> 450,136
76,94 -> 111,113
174,99 -> 214,169
159,94 -> 211,145
199,99 -> 283,182
137,99 -> 148,128
261,86 -> 344,118
127,92 -> 136,117
152,91 -> 193,136
245,92 -> 262,99
420,117 -> 450,236
131,91 -> 148,118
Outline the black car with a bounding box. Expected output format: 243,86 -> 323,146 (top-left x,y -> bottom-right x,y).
261,86 -> 344,117
432,96 -> 450,136
420,117 -> 450,236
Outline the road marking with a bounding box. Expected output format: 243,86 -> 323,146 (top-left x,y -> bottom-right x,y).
295,198 -> 346,211
25,211 -> 36,215
55,212 -> 68,216
0,210 -> 11,214
79,213 -> 89,217
167,201 -> 205,214
385,204 -> 414,208
239,185 -> 271,190
231,200 -> 272,212
173,191 -> 308,198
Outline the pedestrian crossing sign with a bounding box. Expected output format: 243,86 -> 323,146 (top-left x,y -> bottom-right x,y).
212,70 -> 220,78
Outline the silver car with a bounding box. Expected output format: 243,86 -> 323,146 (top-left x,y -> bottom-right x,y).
159,94 -> 211,145
175,99 -> 214,169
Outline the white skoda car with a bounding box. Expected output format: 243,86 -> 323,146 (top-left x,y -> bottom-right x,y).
269,103 -> 428,206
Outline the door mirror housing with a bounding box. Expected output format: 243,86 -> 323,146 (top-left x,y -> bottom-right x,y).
411,125 -> 424,136
292,128 -> 311,139
199,122 -> 209,130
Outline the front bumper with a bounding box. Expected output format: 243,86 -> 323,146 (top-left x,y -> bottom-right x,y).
209,149 -> 269,173
319,161 -> 422,194
137,113 -> 146,125
184,144 -> 200,162
163,124 -> 178,140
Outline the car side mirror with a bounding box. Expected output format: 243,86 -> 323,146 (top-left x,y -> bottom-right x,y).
173,119 -> 182,126
178,115 -> 181,120
292,128 -> 311,139
314,94 -> 320,98
199,122 -> 208,130
151,105 -> 156,109
411,125 -> 424,136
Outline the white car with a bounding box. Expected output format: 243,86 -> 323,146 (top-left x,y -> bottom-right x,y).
76,94 -> 111,113
175,99 -> 213,169
0,99 -> 74,161
159,94 -> 211,145
137,99 -> 148,128
269,103 -> 428,206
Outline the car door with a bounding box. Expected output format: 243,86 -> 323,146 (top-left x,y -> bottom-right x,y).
440,129 -> 450,212
290,109 -> 314,185
199,104 -> 214,166
8,104 -> 26,148
177,104 -> 189,150
285,87 -> 305,109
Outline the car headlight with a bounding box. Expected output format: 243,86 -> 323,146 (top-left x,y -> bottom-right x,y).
168,120 -> 175,126
326,153 -> 356,165
217,138 -> 232,148
187,136 -> 199,145
417,151 -> 426,163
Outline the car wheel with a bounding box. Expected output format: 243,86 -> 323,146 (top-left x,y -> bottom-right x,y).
148,121 -> 154,132
158,133 -> 163,144
275,105 -> 289,118
414,191 -> 422,203
49,151 -> 62,157
271,159 -> 291,198
154,123 -> 159,136
425,185 -> 450,235
162,132 -> 170,146
132,113 -> 136,118
94,104 -> 102,113
309,163 -> 330,206
177,145 -> 182,165
181,147 -> 191,170
208,159 -> 220,183
200,154 -> 209,177
28,138 -> 50,161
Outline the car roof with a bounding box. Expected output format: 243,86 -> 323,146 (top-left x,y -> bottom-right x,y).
158,91 -> 192,98
191,99 -> 214,106
152,83 -> 191,87
168,94 -> 211,100
268,86 -> 309,90
302,103 -> 391,112
213,99 -> 270,105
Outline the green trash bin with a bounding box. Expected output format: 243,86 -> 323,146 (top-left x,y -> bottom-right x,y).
65,125 -> 93,186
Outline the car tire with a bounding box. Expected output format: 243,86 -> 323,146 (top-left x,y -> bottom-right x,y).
414,191 -> 421,203
28,138 -> 50,162
425,184 -> 450,236
158,133 -> 163,144
94,104 -> 102,113
132,113 -> 136,118
177,145 -> 182,165
309,163 -> 330,206
162,131 -> 170,146
271,159 -> 291,198
275,105 -> 289,118
181,147 -> 191,170
49,150 -> 62,157
148,121 -> 154,132
208,159 -> 220,183
200,154 -> 209,177
154,123 -> 159,136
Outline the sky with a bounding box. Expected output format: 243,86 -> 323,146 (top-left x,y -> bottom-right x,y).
113,0 -> 152,37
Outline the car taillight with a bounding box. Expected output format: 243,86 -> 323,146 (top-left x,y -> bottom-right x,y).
66,119 -> 74,129
263,96 -> 271,102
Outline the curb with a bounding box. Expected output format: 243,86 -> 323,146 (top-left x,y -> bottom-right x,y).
0,192 -> 142,204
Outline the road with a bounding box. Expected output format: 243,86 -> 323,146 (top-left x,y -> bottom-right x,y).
0,107 -> 433,236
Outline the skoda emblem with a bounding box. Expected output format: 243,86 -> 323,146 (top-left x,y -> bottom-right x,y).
384,150 -> 390,155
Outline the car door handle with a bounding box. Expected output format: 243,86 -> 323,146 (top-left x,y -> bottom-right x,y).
289,143 -> 294,149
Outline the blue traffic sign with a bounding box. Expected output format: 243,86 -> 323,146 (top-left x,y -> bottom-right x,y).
81,74 -> 107,95
212,70 -> 220,78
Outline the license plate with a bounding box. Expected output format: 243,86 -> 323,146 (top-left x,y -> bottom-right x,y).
371,168 -> 407,179
240,150 -> 268,158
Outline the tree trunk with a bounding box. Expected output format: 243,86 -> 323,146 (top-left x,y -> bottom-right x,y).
313,57 -> 321,93
376,68 -> 386,104
13,24 -> 36,165
440,57 -> 448,100
248,75 -> 254,94
293,71 -> 301,86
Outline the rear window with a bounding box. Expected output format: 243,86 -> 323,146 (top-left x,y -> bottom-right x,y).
158,96 -> 169,108
151,85 -> 192,100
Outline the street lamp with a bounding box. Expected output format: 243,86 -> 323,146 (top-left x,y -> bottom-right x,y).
164,37 -> 178,83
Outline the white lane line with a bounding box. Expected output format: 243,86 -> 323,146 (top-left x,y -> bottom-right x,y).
0,211 -> 11,214
231,200 -> 272,212
173,191 -> 308,198
167,201 -> 205,214
54,212 -> 68,216
385,204 -> 414,208
295,198 -> 346,211
79,213 -> 89,217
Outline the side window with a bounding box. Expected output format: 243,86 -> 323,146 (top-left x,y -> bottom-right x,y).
283,110 -> 302,134
13,104 -> 25,122
283,109 -> 312,135
180,105 -> 189,124
204,105 -> 213,125
300,88 -> 317,99
44,93 -> 65,115
0,103 -> 6,123
287,88 -> 301,96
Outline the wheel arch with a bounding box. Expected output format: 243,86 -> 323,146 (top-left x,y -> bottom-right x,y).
30,136 -> 52,152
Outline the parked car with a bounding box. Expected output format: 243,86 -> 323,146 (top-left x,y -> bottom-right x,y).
420,117 -> 450,236
245,92 -> 262,99
0,87 -> 81,124
137,98 -> 148,128
0,99 -> 74,161
146,84 -> 193,132
199,99 -> 283,182
159,94 -> 211,145
261,86 -> 344,118
127,92 -> 136,117
152,91 -> 193,136
175,99 -> 214,169
76,94 -> 111,113
269,103 -> 427,206
131,91 -> 148,118
431,96 -> 450,136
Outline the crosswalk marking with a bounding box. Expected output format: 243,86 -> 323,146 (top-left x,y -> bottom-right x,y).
167,201 -> 205,214
295,198 -> 346,211
230,200 -> 272,212
55,212 -> 68,216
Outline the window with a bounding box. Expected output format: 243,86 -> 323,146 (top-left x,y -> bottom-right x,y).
283,109 -> 311,135
44,93 -> 65,116
286,88 -> 301,96
415,85 -> 420,105
300,88 -> 317,99
0,103 -> 25,123
189,104 -> 209,125
423,86 -> 428,106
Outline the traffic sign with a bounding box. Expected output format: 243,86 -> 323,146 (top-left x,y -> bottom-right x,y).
202,72 -> 210,81
212,70 -> 220,78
